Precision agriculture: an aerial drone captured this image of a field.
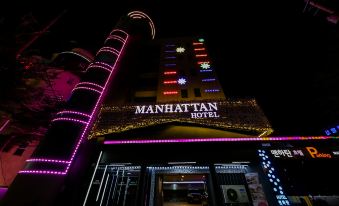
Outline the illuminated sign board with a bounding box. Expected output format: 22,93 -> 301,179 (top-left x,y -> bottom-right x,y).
92,99 -> 272,138
305,147 -> 332,159
135,102 -> 220,118
270,147 -> 333,159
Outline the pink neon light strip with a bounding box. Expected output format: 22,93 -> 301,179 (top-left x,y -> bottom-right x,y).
64,33 -> 129,174
72,87 -> 102,94
164,80 -> 177,84
104,136 -> 334,145
57,111 -> 91,118
27,159 -> 70,164
193,42 -> 203,45
19,170 -> 66,175
110,29 -> 128,39
51,118 -> 88,125
105,35 -> 126,43
96,49 -> 119,56
194,48 -> 205,51
163,91 -> 178,95
195,54 -> 208,57
86,62 -> 112,72
20,31 -> 129,176
76,82 -> 104,89
100,46 -> 119,54
94,62 -> 114,69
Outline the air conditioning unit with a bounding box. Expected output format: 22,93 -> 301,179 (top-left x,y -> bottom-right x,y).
221,185 -> 249,204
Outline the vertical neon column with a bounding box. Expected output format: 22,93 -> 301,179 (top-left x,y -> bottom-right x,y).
19,29 -> 129,175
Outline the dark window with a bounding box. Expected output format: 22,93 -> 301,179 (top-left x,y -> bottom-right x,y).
134,96 -> 156,103
194,88 -> 201,97
181,89 -> 188,98
190,68 -> 197,76
13,148 -> 25,156
179,69 -> 186,76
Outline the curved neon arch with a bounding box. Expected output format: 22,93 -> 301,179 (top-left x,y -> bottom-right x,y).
128,11 -> 155,39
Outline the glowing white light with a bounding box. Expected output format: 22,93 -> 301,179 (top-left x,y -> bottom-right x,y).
127,11 -> 155,39
176,47 -> 185,53
178,78 -> 187,85
200,62 -> 210,69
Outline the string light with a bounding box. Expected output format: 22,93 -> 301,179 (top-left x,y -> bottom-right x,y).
163,91 -> 178,95
20,29 -> 129,176
164,71 -> 177,75
205,89 -> 220,93
163,80 -> 177,84
104,136 -> 333,145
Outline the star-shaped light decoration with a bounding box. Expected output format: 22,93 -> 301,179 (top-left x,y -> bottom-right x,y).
177,77 -> 187,85
200,62 -> 210,69
176,47 -> 185,53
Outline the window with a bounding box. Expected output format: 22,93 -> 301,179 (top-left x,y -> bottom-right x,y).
194,88 -> 201,97
181,89 -> 188,98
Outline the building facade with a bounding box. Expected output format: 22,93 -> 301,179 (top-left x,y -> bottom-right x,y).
3,11 -> 339,206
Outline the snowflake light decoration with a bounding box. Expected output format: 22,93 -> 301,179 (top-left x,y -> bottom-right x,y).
200,62 -> 210,69
198,38 -> 204,42
176,47 -> 185,53
177,78 -> 187,85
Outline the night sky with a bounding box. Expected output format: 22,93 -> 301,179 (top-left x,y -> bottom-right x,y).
16,1 -> 339,136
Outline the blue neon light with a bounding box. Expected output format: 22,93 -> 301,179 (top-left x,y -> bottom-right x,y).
199,69 -> 213,72
164,50 -> 176,53
165,56 -> 176,59
202,78 -> 216,82
258,150 -> 290,205
164,63 -> 176,67
205,89 -> 220,93
165,44 -> 175,47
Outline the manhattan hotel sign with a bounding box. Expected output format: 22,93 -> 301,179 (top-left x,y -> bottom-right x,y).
90,99 -> 273,138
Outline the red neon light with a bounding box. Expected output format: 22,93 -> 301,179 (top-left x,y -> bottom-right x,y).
195,54 -> 207,57
193,42 -> 203,45
194,48 -> 205,51
163,91 -> 178,95
198,61 -> 210,64
163,80 -> 177,84
164,71 -> 177,75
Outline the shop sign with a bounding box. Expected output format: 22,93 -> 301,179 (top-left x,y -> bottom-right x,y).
270,149 -> 304,158
306,147 -> 332,159
270,147 -> 333,159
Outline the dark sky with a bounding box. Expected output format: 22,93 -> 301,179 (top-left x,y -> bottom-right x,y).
18,1 -> 339,136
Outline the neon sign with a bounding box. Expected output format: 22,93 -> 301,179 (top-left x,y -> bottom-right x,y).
135,102 -> 220,119
270,147 -> 334,159
306,147 -> 332,158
